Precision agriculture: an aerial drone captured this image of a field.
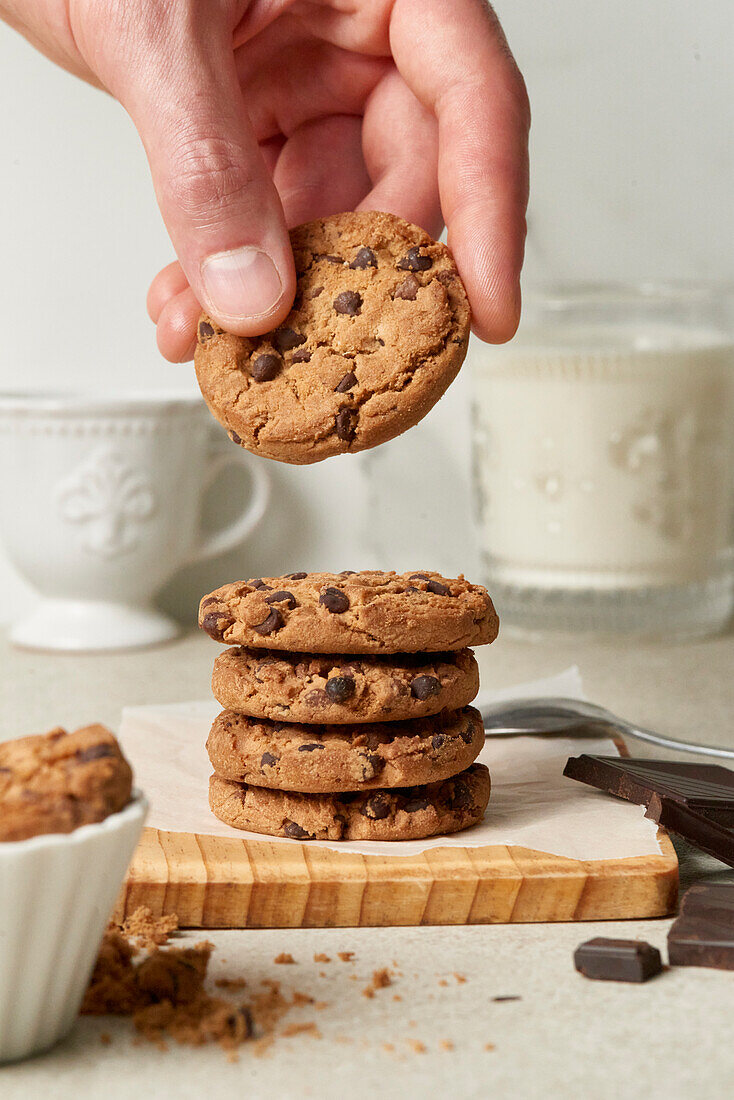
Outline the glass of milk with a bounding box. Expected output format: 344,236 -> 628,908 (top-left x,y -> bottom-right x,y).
470,283 -> 734,639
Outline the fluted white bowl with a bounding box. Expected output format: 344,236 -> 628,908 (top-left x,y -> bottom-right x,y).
0,791 -> 147,1062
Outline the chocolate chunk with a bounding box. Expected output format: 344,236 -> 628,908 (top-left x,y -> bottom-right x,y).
201,611 -> 233,641
409,573 -> 430,581
449,780 -> 472,809
411,675 -> 441,701
200,596 -> 218,608
304,688 -> 330,708
574,938 -> 662,983
260,752 -> 278,769
403,796 -> 430,813
309,286 -> 324,298
427,579 -> 451,596
335,408 -> 357,441
292,349 -> 311,363
252,609 -> 284,635
350,246 -> 377,269
492,996 -> 522,1003
249,579 -> 273,591
251,353 -> 282,382
265,590 -> 297,609
273,328 -> 306,352
325,676 -> 356,703
322,254 -> 344,264
76,744 -> 116,763
335,371 -> 358,393
333,290 -> 362,316
461,725 -> 475,744
339,570 -> 357,576
298,743 -> 325,752
229,430 -> 242,445
198,320 -> 215,339
667,883 -> 734,970
288,572 -> 308,580
431,733 -> 447,751
393,274 -> 420,301
397,246 -> 433,272
361,754 -> 384,781
360,793 -> 392,820
319,588 -> 350,613
284,821 -> 313,840
563,755 -> 734,867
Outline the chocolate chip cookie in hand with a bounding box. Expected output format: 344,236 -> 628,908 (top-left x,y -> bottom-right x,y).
199,570 -> 498,654
207,706 -> 484,793
0,725 -> 133,842
194,211 -> 470,464
209,763 -> 490,841
211,647 -> 479,724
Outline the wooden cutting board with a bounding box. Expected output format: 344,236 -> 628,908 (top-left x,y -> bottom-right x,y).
116,826 -> 677,929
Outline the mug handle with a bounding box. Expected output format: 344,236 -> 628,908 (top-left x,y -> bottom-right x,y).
188,430 -> 270,564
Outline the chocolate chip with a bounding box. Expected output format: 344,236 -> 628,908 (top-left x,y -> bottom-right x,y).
284,821 -> 313,839
393,274 -> 420,301
298,743 -> 325,752
201,611 -> 233,641
427,579 -> 450,596
449,780 -> 472,809
76,744 -> 116,763
265,590 -> 297,609
322,254 -> 344,264
292,349 -> 311,363
252,609 -> 284,635
335,408 -> 357,441
335,371 -> 357,393
325,676 -> 356,703
198,320 -> 215,339
360,793 -> 392,820
411,675 -> 441,700
260,752 -> 278,769
333,290 -> 362,316
403,796 -> 430,813
431,733 -> 447,751
273,328 -> 306,352
288,572 -> 308,580
249,579 -> 273,590
251,353 -> 282,382
339,570 -> 357,576
229,430 -> 242,445
200,596 -> 218,608
397,246 -> 433,272
350,247 -> 377,269
319,587 -> 350,613
409,573 -> 430,581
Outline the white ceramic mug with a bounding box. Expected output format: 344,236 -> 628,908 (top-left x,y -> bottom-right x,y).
0,393 -> 269,650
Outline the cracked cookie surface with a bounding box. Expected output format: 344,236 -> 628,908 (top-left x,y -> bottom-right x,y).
209,762 -> 490,840
207,705 -> 484,792
0,725 -> 133,842
199,570 -> 498,654
194,211 -> 470,464
212,646 -> 479,723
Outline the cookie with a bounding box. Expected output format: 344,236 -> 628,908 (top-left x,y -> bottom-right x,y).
209,763 -> 490,841
207,706 -> 484,793
0,725 -> 133,842
194,211 -> 470,465
211,646 -> 479,724
199,570 -> 498,654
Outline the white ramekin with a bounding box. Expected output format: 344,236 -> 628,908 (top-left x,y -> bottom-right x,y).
0,791 -> 147,1063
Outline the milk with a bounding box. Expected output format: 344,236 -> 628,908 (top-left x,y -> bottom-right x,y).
470,323 -> 734,634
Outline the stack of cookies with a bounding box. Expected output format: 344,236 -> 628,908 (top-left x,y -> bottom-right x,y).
198,570 -> 498,842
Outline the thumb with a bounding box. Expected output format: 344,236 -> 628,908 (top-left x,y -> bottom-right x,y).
124,37 -> 295,336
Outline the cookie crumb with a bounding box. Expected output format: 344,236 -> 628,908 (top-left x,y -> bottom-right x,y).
281,1022 -> 322,1039
438,978 -> 448,987
99,1032 -> 112,1046
274,953 -> 296,965
215,977 -> 247,991
454,973 -> 467,984
484,1042 -> 496,1052
314,953 -> 331,963
440,1039 -> 454,1052
363,967 -> 393,998
292,991 -> 314,1006
392,994 -> 402,1002
383,1042 -> 395,1053
408,1039 -> 427,1054
338,951 -> 355,963
119,907 -> 179,948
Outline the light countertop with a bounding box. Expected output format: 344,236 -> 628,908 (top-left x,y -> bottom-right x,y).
2,628 -> 734,1099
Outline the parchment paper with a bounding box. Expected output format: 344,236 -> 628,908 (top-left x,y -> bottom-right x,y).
118,668 -> 661,860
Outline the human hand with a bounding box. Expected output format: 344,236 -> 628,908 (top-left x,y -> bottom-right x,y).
4,0 -> 529,361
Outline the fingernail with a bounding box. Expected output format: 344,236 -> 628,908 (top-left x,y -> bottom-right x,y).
201,247 -> 283,321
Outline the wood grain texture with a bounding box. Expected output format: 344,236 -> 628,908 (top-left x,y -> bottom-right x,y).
115,827 -> 678,928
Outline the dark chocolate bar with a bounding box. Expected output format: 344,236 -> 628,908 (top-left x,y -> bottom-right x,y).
574,938 -> 662,982
667,882 -> 734,970
563,755 -> 734,868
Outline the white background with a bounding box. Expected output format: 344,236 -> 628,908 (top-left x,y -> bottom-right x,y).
1,1 -> 733,622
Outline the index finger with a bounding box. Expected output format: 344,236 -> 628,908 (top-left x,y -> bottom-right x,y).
390,0 -> 530,342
